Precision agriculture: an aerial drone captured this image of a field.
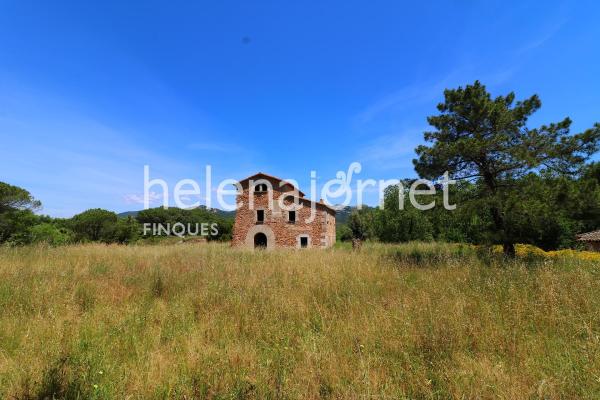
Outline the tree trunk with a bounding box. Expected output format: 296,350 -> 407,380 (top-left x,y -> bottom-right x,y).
482,172 -> 517,258
503,242 -> 516,258
489,205 -> 516,258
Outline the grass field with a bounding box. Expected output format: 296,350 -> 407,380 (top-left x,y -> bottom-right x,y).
0,242 -> 599,399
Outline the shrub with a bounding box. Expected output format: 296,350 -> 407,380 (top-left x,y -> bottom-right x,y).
336,224 -> 353,242
384,242 -> 477,267
29,223 -> 73,245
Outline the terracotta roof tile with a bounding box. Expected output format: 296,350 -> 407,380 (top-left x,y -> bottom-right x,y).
577,230 -> 600,241
237,172 -> 305,196
237,172 -> 336,213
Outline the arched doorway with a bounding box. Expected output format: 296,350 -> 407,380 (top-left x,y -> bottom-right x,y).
245,225 -> 275,250
254,232 -> 268,249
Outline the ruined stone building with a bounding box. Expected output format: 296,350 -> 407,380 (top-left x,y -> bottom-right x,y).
231,173 -> 336,249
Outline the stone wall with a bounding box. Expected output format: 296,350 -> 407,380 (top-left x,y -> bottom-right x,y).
584,241 -> 600,252
231,176 -> 336,249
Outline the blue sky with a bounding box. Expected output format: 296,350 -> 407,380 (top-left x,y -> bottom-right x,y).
1,0 -> 599,216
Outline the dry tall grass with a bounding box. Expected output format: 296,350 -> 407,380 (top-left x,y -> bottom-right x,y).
0,242 -> 599,399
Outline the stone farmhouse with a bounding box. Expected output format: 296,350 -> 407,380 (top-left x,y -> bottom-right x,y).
577,230 -> 600,252
231,173 -> 336,249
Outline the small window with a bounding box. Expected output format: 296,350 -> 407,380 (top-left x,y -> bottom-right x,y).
255,183 -> 268,192
257,209 -> 264,223
288,210 -> 296,223
300,236 -> 308,248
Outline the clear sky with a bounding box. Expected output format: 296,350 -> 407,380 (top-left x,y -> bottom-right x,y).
1,1 -> 599,217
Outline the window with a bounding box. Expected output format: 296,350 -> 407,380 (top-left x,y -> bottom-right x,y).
257,209 -> 264,223
288,210 -> 296,223
254,183 -> 268,192
300,236 -> 308,248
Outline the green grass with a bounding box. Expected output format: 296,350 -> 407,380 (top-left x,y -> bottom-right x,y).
0,242 -> 599,399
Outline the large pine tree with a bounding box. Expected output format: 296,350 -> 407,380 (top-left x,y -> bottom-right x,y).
414,81 -> 600,256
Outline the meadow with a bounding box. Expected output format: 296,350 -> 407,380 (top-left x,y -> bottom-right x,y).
0,242 -> 599,399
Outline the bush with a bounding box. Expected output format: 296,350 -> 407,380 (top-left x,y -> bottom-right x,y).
113,216 -> 139,244
384,242 -> 477,267
0,210 -> 40,244
336,224 -> 353,242
29,223 -> 73,245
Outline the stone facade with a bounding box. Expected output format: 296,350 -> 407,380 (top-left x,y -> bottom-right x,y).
231,173 -> 336,249
586,242 -> 600,252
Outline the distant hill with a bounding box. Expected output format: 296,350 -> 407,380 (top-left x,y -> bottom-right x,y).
118,206 -> 235,220
334,206 -> 353,225
334,205 -> 373,225
117,211 -> 140,218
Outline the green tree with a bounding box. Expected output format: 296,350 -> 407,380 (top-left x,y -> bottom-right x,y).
0,182 -> 41,213
374,184 -> 433,243
348,208 -> 375,241
414,81 -> 600,256
574,162 -> 600,233
113,216 -> 140,244
70,208 -> 118,242
0,182 -> 42,243
508,169 -> 600,250
136,207 -> 233,241
336,224 -> 353,242
28,223 -> 73,245
0,210 -> 40,244
425,181 -> 489,243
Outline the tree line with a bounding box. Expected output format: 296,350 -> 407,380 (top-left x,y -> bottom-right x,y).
339,162 -> 600,251
0,182 -> 233,246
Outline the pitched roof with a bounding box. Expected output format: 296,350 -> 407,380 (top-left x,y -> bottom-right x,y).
576,230 -> 600,242
237,172 -> 336,213
237,172 -> 305,197
296,196 -> 336,213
